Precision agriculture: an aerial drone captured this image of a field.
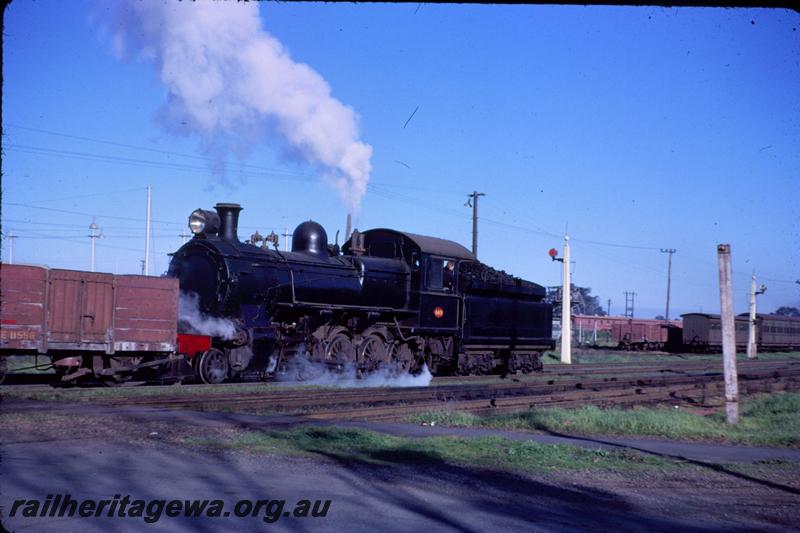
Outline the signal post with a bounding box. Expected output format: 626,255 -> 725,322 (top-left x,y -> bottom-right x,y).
747,275 -> 766,359
549,236 -> 572,364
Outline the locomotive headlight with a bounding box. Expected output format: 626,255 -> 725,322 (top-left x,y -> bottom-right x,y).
189,211 -> 206,234
188,209 -> 220,236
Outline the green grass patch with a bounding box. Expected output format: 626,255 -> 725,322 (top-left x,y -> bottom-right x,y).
545,349 -> 680,364
184,425 -> 671,472
0,380 -> 333,402
409,393 -> 800,447
543,350 -> 800,365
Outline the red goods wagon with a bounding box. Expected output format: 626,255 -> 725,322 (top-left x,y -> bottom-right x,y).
0,264 -> 206,383
1,264 -> 177,356
571,315 -> 680,350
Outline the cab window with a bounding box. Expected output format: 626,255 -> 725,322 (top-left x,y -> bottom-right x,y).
369,241 -> 397,258
427,257 -> 456,292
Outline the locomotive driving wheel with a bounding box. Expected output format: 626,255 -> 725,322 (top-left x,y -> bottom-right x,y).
325,332 -> 356,368
359,333 -> 390,372
197,348 -> 228,384
390,343 -> 416,375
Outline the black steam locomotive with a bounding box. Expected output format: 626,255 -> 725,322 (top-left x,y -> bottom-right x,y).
167,203 -> 554,383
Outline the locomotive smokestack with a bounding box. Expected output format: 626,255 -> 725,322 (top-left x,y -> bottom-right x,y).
215,203 -> 243,242
345,213 -> 352,241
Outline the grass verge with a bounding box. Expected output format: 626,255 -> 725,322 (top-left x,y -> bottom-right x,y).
543,350 -> 800,365
0,380 -> 337,402
408,393 -> 800,447
183,426 -> 671,472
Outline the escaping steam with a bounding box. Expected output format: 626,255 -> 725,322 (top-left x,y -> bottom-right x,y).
279,356 -> 433,388
178,292 -> 236,341
97,1 -> 372,211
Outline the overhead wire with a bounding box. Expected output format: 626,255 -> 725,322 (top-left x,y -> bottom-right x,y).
6,125 -> 796,289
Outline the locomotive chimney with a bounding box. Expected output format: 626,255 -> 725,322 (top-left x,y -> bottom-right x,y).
215,203 -> 243,242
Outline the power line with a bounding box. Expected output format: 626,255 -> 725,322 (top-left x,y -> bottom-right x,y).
4,144 -> 316,183
5,202 -> 183,225
570,237 -> 661,251
17,186 -> 147,206
6,127 -> 795,286
6,124 -> 318,178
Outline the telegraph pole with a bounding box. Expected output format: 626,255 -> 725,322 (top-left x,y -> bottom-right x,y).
6,231 -> 18,264
660,248 -> 676,320
717,244 -> 738,424
747,274 -> 767,360
144,184 -> 152,276
624,291 -> 636,318
465,191 -> 485,258
607,299 -> 611,316
89,220 -> 100,272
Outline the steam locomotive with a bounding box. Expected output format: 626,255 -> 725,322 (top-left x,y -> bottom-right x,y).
167,203 -> 554,383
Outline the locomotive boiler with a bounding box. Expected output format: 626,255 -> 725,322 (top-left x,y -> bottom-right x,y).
167,203 -> 554,384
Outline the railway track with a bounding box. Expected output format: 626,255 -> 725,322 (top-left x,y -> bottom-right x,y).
81,360 -> 800,421
4,357 -> 792,389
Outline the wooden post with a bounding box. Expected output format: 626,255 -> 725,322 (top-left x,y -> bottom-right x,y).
717,244 -> 738,424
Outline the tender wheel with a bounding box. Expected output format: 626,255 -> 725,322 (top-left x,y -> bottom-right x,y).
197,349 -> 228,384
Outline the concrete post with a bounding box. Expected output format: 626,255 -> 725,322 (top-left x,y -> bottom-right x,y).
561,235 -> 572,364
717,244 -> 738,424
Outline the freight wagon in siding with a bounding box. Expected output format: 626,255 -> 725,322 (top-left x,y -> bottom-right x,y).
681,313 -> 750,352
571,315 -> 682,351
0,264 -> 201,384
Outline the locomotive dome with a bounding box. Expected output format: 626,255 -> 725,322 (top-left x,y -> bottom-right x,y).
292,220 -> 328,254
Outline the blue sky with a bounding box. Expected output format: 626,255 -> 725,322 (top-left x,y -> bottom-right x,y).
2,1 -> 799,318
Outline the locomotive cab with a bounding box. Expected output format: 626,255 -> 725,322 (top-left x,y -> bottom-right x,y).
342,229 -> 474,333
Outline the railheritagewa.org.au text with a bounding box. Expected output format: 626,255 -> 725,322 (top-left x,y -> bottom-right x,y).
8,494 -> 331,524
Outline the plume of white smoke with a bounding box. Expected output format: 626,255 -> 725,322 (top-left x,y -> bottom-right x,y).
279,355 -> 433,388
96,1 -> 372,211
178,292 -> 236,341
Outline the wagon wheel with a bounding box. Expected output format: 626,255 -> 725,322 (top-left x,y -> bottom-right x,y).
326,332 -> 356,368
196,348 -> 228,385
359,334 -> 390,373
105,356 -> 144,384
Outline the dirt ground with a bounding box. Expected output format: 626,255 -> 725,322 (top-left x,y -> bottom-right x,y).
2,402 -> 799,532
